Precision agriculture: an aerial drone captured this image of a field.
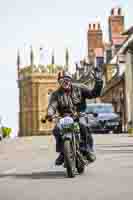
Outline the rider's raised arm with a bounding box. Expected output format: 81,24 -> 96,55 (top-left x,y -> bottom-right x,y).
81,79 -> 103,99
47,92 -> 58,117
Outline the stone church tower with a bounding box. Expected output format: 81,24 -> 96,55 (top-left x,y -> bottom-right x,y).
17,47 -> 63,136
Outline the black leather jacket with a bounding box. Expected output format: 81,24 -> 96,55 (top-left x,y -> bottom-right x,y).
47,79 -> 103,116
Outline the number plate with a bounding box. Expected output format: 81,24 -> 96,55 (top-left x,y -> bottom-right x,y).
62,133 -> 72,139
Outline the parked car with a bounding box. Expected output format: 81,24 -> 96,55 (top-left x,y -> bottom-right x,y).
85,103 -> 122,133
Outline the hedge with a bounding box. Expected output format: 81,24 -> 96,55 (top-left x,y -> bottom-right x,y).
1,127 -> 12,138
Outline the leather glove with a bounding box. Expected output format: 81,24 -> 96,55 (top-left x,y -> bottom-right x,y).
46,114 -> 53,122
41,114 -> 52,123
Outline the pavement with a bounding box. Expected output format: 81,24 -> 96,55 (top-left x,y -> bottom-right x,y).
0,134 -> 133,200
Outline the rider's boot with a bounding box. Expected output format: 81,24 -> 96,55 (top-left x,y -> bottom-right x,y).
55,152 -> 64,165
80,143 -> 96,163
85,134 -> 96,163
85,151 -> 96,163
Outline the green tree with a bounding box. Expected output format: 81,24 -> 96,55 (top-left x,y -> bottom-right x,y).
1,127 -> 12,138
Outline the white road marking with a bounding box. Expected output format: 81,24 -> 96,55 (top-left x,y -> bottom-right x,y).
40,145 -> 49,150
2,168 -> 17,174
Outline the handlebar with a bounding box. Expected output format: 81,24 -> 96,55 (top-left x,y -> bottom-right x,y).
41,112 -> 93,124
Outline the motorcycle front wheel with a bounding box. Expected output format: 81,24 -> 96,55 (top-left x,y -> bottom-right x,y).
64,139 -> 76,178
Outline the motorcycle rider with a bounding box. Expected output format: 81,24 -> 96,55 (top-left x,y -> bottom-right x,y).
46,70 -> 103,165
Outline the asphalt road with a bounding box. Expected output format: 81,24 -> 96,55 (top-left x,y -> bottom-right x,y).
0,134 -> 133,200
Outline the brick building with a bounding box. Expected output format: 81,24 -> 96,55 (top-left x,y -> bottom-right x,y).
101,7 -> 128,132
87,22 -> 104,67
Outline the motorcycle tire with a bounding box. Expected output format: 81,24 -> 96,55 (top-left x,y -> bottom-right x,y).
76,157 -> 85,174
64,139 -> 76,178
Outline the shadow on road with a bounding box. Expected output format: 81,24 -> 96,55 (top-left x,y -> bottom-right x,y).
0,171 -> 67,180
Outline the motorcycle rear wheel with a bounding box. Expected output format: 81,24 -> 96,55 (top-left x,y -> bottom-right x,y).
76,159 -> 85,174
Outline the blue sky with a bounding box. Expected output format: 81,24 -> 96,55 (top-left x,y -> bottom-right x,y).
0,0 -> 132,135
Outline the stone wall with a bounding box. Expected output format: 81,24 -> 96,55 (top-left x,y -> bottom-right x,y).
18,70 -> 59,136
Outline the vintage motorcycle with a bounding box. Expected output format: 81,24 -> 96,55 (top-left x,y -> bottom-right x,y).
42,113 -> 90,178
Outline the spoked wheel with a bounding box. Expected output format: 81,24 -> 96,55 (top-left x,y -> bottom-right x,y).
76,162 -> 85,174
64,140 -> 76,178
76,152 -> 85,174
